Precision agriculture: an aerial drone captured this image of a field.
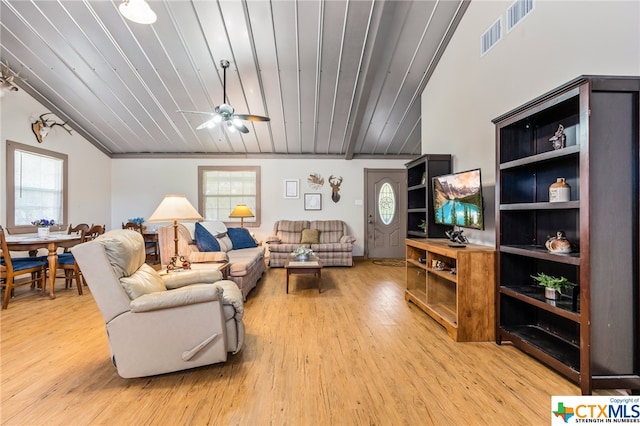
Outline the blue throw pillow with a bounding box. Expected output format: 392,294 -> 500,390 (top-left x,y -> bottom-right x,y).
227,227 -> 257,249
195,222 -> 220,252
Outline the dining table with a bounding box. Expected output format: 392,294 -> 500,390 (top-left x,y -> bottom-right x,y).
4,232 -> 83,299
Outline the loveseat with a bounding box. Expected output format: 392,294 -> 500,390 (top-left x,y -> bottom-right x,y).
71,229 -> 244,378
158,221 -> 265,300
267,220 -> 356,267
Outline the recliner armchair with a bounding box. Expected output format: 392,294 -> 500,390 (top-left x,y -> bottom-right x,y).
71,229 -> 244,378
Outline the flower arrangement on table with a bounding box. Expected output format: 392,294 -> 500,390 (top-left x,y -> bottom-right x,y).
292,246 -> 313,259
31,218 -> 55,237
31,218 -> 55,228
128,217 -> 145,226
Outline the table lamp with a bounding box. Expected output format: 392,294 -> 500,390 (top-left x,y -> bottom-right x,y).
229,204 -> 254,228
148,195 -> 202,272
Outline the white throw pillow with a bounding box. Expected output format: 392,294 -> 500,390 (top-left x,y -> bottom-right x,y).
216,234 -> 233,252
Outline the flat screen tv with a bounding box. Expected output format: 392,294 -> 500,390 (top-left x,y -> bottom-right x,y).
432,168 -> 484,230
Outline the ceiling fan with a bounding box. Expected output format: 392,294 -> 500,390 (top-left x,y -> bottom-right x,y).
179,59 -> 270,134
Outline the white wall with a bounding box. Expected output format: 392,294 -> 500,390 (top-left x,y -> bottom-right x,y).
0,89 -> 111,229
421,0 -> 640,246
111,158 -> 407,256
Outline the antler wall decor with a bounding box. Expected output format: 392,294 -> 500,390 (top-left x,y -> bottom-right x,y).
0,61 -> 25,95
31,113 -> 73,143
329,175 -> 343,203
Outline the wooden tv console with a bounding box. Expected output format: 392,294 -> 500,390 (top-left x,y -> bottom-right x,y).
405,238 -> 495,342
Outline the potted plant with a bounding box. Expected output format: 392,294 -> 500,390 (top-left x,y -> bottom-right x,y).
418,219 -> 426,232
531,272 -> 575,300
31,218 -> 55,237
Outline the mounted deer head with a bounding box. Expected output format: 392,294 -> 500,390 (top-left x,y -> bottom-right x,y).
31,113 -> 72,143
329,175 -> 343,203
0,61 -> 25,95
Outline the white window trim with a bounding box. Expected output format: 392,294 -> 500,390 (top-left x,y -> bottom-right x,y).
5,140 -> 68,234
198,165 -> 261,227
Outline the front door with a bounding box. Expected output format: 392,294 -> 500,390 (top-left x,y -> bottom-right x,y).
364,169 -> 406,258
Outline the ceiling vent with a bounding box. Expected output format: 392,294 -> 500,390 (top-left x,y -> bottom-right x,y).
481,18 -> 502,57
507,0 -> 535,32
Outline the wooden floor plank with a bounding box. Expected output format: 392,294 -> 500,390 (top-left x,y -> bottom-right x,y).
1,259 -> 602,425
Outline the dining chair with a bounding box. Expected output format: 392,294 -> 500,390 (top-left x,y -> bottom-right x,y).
56,223 -> 90,295
122,222 -> 159,264
75,224 -> 106,288
1,225 -> 49,309
85,224 -> 106,241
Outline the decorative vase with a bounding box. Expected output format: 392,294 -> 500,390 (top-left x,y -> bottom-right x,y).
37,227 -> 50,238
545,231 -> 572,253
297,254 -> 309,261
549,178 -> 570,202
544,287 -> 559,300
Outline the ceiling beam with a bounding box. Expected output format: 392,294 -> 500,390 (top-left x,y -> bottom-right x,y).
342,0 -> 396,160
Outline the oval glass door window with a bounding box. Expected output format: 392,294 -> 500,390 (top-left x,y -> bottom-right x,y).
378,182 -> 396,225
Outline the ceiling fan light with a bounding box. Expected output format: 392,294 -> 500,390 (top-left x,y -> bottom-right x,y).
119,0 -> 157,24
212,114 -> 222,124
226,121 -> 236,132
219,104 -> 234,117
232,118 -> 243,127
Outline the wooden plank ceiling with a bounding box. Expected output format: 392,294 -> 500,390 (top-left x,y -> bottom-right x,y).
0,0 -> 467,158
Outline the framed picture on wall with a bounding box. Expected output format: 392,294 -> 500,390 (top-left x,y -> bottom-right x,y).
284,179 -> 299,198
304,193 -> 322,211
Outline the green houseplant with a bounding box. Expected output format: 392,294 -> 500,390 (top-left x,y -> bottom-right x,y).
531,272 -> 575,300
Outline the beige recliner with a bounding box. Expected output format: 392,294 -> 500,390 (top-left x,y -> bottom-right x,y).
72,229 -> 244,378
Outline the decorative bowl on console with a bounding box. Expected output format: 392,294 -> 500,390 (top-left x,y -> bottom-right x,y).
292,246 -> 313,260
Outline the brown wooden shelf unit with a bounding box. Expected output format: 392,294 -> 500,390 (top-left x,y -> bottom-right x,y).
493,75 -> 640,395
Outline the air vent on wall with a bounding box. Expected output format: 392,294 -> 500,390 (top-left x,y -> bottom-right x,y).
481,18 -> 502,57
507,0 -> 535,32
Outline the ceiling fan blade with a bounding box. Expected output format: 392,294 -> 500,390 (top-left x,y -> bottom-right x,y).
233,120 -> 249,133
234,114 -> 270,122
196,118 -> 216,130
177,109 -> 215,116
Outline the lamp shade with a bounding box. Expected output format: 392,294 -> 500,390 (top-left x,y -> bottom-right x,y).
229,204 -> 254,219
148,195 -> 203,222
119,0 -> 157,24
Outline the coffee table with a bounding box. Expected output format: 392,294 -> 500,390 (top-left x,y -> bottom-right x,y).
284,255 -> 323,293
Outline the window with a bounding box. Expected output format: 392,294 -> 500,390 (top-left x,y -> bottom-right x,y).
378,182 -> 396,225
198,166 -> 260,227
6,141 -> 68,233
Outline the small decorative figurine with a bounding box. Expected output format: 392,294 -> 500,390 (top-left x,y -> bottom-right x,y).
431,260 -> 447,271
445,229 -> 468,245
549,124 -> 566,150
545,231 -> 572,254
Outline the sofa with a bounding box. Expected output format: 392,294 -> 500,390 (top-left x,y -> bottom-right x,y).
158,221 -> 265,300
267,220 -> 356,267
71,229 -> 244,378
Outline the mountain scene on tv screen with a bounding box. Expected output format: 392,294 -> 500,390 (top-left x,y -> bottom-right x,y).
433,175 -> 483,229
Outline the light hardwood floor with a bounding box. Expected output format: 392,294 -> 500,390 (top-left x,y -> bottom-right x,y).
1,259 -> 595,425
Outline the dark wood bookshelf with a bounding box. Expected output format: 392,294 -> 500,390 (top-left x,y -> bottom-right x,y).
404,154 -> 451,238
493,75 -> 640,395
